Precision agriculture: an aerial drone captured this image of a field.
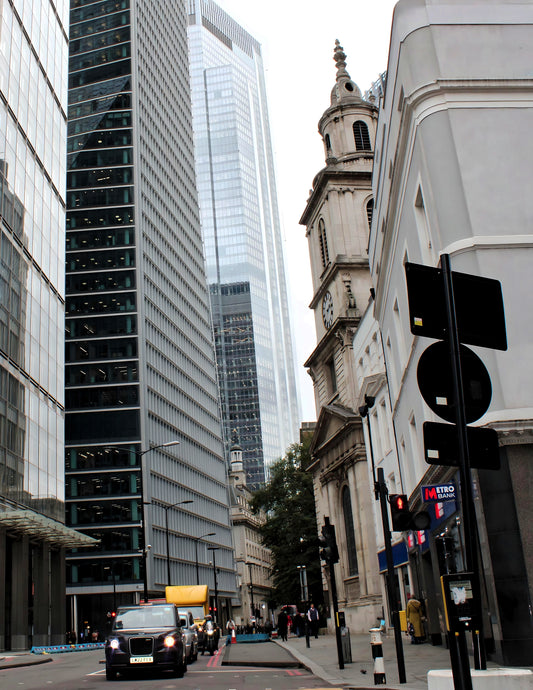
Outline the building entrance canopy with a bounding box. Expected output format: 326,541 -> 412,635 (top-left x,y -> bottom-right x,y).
0,508 -> 98,548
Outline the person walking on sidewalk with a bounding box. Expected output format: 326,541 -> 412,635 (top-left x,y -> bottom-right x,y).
406,595 -> 425,644
307,603 -> 319,638
277,608 -> 288,641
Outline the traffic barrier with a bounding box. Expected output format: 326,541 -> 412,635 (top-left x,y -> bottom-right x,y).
369,627 -> 386,685
31,642 -> 105,654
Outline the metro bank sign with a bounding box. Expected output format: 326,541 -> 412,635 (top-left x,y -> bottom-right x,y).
421,483 -> 456,502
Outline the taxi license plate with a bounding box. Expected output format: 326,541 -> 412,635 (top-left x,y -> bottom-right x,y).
130,656 -> 153,664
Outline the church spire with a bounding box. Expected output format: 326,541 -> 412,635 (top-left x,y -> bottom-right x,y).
330,39 -> 362,106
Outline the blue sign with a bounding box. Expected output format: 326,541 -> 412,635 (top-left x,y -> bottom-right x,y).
421,483 -> 456,502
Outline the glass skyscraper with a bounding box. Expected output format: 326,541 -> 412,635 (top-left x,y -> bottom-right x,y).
65,0 -> 234,633
188,0 -> 300,488
0,0 -> 94,650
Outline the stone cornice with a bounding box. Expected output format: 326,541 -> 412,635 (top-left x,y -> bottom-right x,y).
300,166 -> 373,226
305,316 -> 361,369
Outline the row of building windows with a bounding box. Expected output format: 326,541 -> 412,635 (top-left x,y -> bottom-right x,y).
66,314 -> 137,339
67,557 -> 141,586
67,207 -> 135,229
66,268 -> 135,292
67,291 -> 136,315
68,92 -> 131,121
67,247 -> 135,272
67,471 -> 138,498
66,384 -> 139,409
69,26 -> 131,58
65,408 -> 140,445
66,445 -> 141,471
67,166 -> 133,189
66,360 -> 138,385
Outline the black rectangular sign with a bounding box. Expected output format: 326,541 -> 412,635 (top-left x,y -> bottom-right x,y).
405,262 -> 507,350
423,421 -> 500,470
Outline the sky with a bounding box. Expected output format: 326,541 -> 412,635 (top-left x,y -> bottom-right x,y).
216,0 -> 399,422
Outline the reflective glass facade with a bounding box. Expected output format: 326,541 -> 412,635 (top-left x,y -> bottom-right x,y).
0,0 -> 79,650
188,0 -> 300,488
66,0 -> 234,629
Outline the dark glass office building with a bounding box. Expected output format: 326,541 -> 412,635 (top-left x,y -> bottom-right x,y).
66,0 -> 234,636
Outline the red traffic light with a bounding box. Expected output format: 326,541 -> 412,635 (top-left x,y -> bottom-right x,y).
393,495 -> 405,511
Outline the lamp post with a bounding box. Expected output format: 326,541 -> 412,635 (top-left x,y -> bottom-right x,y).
207,546 -> 219,623
297,565 -> 308,603
103,564 -> 117,613
154,499 -> 194,588
192,533 -> 216,585
105,441 -> 180,603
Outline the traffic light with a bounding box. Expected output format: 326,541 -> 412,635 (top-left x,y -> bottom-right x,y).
390,494 -> 431,532
318,520 -> 339,564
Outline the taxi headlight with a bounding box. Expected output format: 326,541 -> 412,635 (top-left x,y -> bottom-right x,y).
164,636 -> 176,648
109,639 -> 120,650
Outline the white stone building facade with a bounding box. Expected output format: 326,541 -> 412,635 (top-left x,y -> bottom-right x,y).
368,0 -> 533,665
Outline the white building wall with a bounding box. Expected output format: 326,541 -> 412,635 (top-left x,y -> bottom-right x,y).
368,0 -> 533,660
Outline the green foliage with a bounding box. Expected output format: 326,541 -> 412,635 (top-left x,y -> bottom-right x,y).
251,438 -> 323,606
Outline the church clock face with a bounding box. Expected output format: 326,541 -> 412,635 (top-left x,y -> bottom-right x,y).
322,291 -> 334,329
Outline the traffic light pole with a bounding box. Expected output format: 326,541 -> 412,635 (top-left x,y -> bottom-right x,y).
321,517 -> 344,670
329,556 -> 344,670
377,468 -> 406,684
441,254 -> 486,671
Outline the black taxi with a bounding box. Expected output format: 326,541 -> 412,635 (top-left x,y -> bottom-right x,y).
105,603 -> 187,680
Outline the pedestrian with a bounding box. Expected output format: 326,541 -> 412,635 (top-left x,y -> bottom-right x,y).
277,608 -> 288,642
226,618 -> 236,638
406,595 -> 425,644
307,603 -> 319,638
293,611 -> 304,637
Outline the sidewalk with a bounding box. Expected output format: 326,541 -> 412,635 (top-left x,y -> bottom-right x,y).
0,651 -> 52,670
274,630 -> 529,690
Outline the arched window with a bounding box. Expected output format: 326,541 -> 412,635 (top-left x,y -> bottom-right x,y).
318,219 -> 330,269
342,486 -> 359,576
325,133 -> 332,152
353,120 -> 371,151
366,199 -> 374,230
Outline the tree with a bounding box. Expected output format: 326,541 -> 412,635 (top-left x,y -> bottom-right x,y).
250,437 -> 323,607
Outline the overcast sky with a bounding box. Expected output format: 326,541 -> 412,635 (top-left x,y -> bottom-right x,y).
216,0 -> 398,422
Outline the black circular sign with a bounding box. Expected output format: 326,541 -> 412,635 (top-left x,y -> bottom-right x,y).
417,342 -> 492,423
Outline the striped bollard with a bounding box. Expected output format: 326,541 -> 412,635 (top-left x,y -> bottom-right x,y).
369,627 -> 386,685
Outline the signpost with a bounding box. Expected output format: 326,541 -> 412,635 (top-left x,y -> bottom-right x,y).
405,256 -> 507,687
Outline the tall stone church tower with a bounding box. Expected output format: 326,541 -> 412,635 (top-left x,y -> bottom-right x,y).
300,42 -> 381,631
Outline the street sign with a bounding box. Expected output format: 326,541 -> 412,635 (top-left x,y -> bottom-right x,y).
417,342 -> 492,423
421,483 -> 457,502
423,422 -> 500,470
405,262 -> 507,350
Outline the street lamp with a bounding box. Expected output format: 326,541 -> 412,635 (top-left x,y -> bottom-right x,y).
105,441 -> 180,602
153,499 -> 194,588
192,533 -> 216,585
103,564 -> 117,613
297,565 -> 308,603
207,546 -> 220,623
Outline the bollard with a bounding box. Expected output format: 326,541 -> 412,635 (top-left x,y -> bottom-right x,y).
231,628 -> 237,644
369,627 -> 386,685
